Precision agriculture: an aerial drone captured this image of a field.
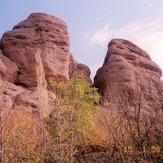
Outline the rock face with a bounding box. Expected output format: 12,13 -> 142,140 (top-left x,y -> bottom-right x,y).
1,13 -> 90,87
94,39 -> 163,102
69,53 -> 91,78
1,12 -> 162,122
1,81 -> 55,121
0,50 -> 18,82
0,12 -> 91,122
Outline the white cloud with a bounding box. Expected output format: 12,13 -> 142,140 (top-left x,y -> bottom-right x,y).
117,21 -> 163,71
95,12 -> 107,22
89,23 -> 111,47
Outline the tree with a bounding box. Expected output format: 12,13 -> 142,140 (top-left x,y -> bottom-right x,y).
3,109 -> 41,162
45,73 -> 100,162
94,82 -> 163,162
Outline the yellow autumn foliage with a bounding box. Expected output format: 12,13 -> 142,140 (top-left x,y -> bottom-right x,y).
3,109 -> 41,163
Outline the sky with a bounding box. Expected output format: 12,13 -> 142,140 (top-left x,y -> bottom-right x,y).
1,0 -> 163,79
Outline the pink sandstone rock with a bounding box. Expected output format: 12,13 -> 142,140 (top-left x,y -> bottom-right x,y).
1,81 -> 55,120
0,13 -> 91,123
0,50 -> 18,82
94,39 -> 162,102
1,13 -> 90,87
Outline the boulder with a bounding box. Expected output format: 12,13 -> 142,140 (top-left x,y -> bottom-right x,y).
0,13 -> 92,123
69,53 -> 92,83
1,81 -> 55,120
1,13 -> 76,87
94,39 -> 163,103
0,81 -> 25,110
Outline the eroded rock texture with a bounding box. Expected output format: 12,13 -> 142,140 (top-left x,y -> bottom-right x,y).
0,12 -> 91,121
1,13 -> 90,87
94,39 -> 163,103
0,81 -> 55,122
0,50 -> 18,82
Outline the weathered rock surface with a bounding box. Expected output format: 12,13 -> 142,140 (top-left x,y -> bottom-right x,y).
1,13 -> 90,87
0,50 -> 18,82
0,12 -> 91,121
1,81 -> 25,110
1,81 -> 55,120
0,50 -> 6,79
69,53 -> 91,78
94,39 -> 163,102
69,53 -> 92,83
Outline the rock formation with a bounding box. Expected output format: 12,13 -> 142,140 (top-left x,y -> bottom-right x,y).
0,13 -> 91,120
0,13 -> 163,162
94,39 -> 163,104
1,13 -> 90,87
0,13 -> 163,121
0,50 -> 18,82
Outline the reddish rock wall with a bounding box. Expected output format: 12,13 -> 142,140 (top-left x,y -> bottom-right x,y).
0,13 -> 91,120
94,39 -> 163,103
1,13 -> 90,87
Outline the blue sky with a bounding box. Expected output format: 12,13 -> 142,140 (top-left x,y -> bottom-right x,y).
1,0 -> 163,78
